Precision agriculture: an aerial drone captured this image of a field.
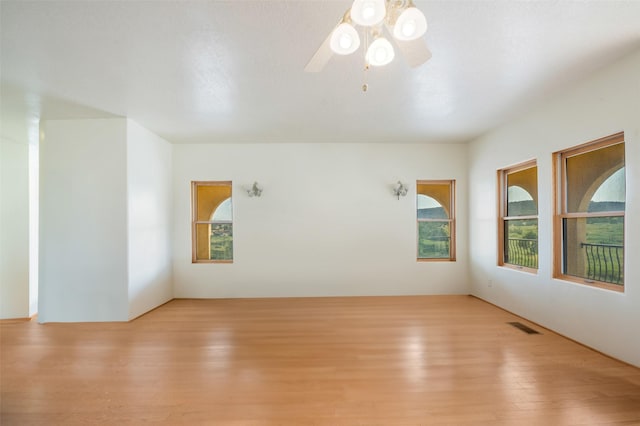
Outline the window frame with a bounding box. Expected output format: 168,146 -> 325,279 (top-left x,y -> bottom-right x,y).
191,180 -> 233,264
497,160 -> 538,273
553,132 -> 625,292
416,179 -> 456,262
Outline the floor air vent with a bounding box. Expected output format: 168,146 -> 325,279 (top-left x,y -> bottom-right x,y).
508,322 -> 540,334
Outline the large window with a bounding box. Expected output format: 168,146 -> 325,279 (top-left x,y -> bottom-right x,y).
417,180 -> 455,261
498,161 -> 538,270
192,181 -> 233,263
554,133 -> 625,290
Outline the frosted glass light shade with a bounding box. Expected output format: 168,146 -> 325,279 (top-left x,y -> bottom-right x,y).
393,7 -> 427,41
366,37 -> 395,66
351,0 -> 386,27
330,23 -> 360,55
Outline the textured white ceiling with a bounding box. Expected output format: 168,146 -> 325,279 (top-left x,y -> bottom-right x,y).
2,1 -> 639,144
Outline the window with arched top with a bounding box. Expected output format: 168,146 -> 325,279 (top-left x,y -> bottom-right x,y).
498,160 -> 538,270
192,181 -> 233,263
554,133 -> 625,291
417,180 -> 455,261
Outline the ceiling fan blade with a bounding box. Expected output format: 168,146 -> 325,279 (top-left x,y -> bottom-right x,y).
304,31 -> 334,73
395,37 -> 432,68
385,21 -> 432,68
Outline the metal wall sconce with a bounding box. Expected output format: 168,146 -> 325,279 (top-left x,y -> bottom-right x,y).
393,181 -> 408,200
246,181 -> 263,197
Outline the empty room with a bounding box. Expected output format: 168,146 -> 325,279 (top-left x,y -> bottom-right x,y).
1,1 -> 639,424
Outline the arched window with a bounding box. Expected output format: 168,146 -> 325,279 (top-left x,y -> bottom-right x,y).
554,133 -> 625,290
192,181 -> 233,262
498,161 -> 538,270
417,180 -> 455,261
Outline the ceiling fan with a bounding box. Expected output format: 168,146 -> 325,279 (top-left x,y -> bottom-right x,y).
305,0 -> 432,73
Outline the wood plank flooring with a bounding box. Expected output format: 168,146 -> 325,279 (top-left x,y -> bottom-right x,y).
2,295 -> 639,425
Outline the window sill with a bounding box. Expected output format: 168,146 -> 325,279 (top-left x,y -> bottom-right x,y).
553,274 -> 624,293
417,258 -> 456,262
498,264 -> 538,275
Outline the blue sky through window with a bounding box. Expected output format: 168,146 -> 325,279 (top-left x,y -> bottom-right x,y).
592,168 -> 625,202
212,198 -> 232,221
417,194 -> 441,209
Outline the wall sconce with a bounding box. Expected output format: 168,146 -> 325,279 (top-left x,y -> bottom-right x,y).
246,181 -> 263,197
393,181 -> 408,200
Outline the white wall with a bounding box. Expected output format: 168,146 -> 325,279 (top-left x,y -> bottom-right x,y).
39,119 -> 129,322
1,89 -> 40,320
28,142 -> 39,316
468,50 -> 640,367
39,118 -> 173,322
0,135 -> 30,319
173,143 -> 469,298
127,120 -> 173,319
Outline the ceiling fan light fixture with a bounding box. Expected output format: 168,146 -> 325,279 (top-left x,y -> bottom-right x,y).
393,7 -> 427,41
366,37 -> 394,66
304,0 -> 432,75
330,23 -> 361,55
350,0 -> 386,27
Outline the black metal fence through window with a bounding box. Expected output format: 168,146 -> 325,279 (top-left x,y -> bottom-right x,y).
580,242 -> 624,285
506,238 -> 538,269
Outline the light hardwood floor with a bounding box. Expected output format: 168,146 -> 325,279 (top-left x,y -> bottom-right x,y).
2,296 -> 639,425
